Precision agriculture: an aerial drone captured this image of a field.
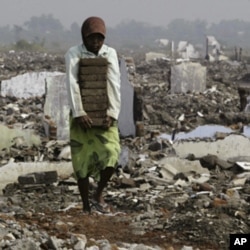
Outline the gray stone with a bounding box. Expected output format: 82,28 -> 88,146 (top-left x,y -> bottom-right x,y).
148,140 -> 162,151
120,177 -> 136,188
118,146 -> 130,168
46,236 -> 64,250
74,240 -> 86,250
216,157 -> 233,169
6,239 -> 40,250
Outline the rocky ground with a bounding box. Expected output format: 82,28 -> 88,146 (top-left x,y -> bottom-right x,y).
0,51 -> 250,250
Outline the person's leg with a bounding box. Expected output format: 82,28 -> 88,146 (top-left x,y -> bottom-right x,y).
93,167 -> 114,204
77,177 -> 91,212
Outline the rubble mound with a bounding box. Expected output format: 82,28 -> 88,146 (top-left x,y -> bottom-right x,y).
0,51 -> 250,250
134,58 -> 250,133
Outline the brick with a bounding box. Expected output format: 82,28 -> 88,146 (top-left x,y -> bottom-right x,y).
83,103 -> 107,111
79,58 -> 108,66
79,66 -> 107,75
78,74 -> 107,81
81,88 -> 107,96
18,174 -> 36,185
82,95 -> 108,104
79,81 -> 106,89
18,171 -> 58,185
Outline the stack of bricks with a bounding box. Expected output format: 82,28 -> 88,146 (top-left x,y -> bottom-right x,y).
18,171 -> 58,185
78,58 -> 108,126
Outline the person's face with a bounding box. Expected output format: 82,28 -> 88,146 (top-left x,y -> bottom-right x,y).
83,33 -> 105,55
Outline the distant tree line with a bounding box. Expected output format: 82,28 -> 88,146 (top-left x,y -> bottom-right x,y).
0,14 -> 249,55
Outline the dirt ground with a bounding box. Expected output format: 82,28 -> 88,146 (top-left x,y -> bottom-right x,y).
2,207 -> 218,250
1,176 -> 233,250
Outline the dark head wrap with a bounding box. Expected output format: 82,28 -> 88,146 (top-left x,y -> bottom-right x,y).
81,16 -> 106,40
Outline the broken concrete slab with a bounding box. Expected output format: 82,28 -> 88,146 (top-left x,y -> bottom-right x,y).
158,156 -> 210,183
44,74 -> 69,140
177,41 -> 200,59
235,161 -> 250,171
173,134 -> 250,161
1,71 -> 64,98
0,162 -> 73,194
170,62 -> 206,93
118,57 -> 136,137
0,124 -> 41,152
231,177 -> 247,186
145,52 -> 167,62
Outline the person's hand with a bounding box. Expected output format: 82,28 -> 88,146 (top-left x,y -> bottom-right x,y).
76,115 -> 93,129
102,116 -> 114,129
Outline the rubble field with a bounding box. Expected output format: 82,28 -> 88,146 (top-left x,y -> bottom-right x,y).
0,51 -> 250,250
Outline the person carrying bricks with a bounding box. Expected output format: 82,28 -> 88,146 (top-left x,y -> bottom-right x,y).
65,16 -> 121,214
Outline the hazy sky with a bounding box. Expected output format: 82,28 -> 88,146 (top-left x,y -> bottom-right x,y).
1,0 -> 250,29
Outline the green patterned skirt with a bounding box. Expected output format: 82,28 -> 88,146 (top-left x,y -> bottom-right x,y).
69,115 -> 120,182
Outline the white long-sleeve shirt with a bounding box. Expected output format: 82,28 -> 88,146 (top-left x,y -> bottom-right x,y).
65,43 -> 121,120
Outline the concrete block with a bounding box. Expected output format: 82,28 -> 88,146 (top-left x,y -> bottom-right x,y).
44,74 -> 70,140
171,62 -> 206,93
118,58 -> 136,137
173,134 -> 250,161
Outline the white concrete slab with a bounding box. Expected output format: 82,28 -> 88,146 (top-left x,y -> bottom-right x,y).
1,71 -> 64,98
145,52 -> 167,62
0,162 -> 73,194
118,58 -> 136,137
171,62 -> 206,93
158,156 -> 210,183
44,74 -> 69,140
236,162 -> 250,171
173,134 -> 250,161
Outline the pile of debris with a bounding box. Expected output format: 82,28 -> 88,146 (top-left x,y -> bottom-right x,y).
0,51 -> 65,81
0,51 -> 250,250
134,58 -> 250,133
